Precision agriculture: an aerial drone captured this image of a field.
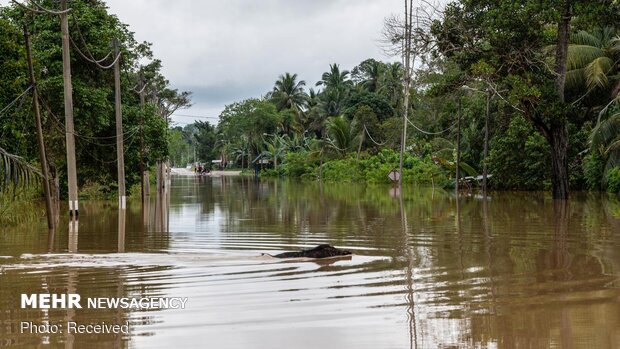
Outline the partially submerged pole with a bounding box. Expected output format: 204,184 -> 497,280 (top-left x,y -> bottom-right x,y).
399,0 -> 414,189
24,24 -> 55,230
113,38 -> 126,209
60,0 -> 79,217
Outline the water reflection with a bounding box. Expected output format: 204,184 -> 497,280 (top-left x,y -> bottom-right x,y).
1,177 -> 620,348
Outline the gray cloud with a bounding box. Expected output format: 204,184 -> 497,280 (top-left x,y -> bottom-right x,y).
1,0 -> 403,124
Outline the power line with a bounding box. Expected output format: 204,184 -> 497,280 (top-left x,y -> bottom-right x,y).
0,85 -> 33,118
70,13 -> 120,69
11,0 -> 71,15
407,117 -> 457,135
363,124 -> 386,145
171,113 -> 219,119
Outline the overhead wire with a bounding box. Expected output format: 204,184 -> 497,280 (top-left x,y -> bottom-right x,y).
0,85 -> 33,119
38,95 -> 139,145
11,0 -> 49,14
406,116 -> 457,135
363,124 -> 387,146
70,13 -> 119,69
28,0 -> 71,15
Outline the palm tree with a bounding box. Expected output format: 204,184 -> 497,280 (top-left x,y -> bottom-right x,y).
325,116 -> 356,156
379,62 -> 404,112
316,63 -> 353,90
271,73 -> 308,112
306,137 -> 332,180
232,136 -> 252,169
261,135 -> 289,171
0,147 -> 41,192
561,27 -> 620,91
306,89 -> 328,138
352,59 -> 384,92
590,110 -> 620,183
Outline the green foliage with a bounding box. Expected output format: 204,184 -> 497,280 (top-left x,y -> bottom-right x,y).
0,147 -> 41,193
282,152 -> 317,178
79,180 -> 114,200
0,187 -> 43,226
302,149 -> 448,186
168,127 -> 189,167
0,1 -> 187,201
488,116 -> 551,190
194,121 -> 217,163
319,157 -> 365,182
584,151 -> 605,190
217,98 -> 280,157
606,167 -> 620,193
344,91 -> 394,121
270,72 -> 308,112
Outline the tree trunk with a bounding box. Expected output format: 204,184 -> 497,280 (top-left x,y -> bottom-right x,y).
550,124 -> 570,200
549,0 -> 572,200
554,0 -> 572,104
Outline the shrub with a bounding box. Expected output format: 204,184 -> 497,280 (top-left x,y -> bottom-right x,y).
607,167 -> 620,193
282,152 -> 317,178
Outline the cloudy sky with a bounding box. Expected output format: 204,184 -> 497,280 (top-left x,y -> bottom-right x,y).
3,0 -> 403,126
102,0 -> 403,126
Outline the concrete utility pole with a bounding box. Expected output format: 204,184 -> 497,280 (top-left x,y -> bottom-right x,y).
60,0 -> 79,217
138,72 -> 149,202
113,38 -> 126,209
24,24 -> 55,230
399,0 -> 414,188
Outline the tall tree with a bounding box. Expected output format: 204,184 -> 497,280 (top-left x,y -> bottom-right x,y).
433,0 -> 620,199
271,72 -> 308,112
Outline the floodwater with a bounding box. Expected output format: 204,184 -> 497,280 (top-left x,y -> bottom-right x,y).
1,176 -> 620,349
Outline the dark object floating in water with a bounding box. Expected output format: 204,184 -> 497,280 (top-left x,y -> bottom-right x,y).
270,244 -> 352,259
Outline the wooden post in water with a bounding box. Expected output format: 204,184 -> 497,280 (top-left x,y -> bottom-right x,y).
24,24 -> 55,230
60,0 -> 79,217
113,38 -> 126,209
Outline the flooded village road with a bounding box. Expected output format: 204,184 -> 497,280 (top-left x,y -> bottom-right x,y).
2,175 -> 620,348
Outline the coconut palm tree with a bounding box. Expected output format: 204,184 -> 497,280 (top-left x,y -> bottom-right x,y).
232,136 -> 252,169
379,62 -> 404,112
590,109 -> 620,183
316,63 -> 353,90
0,147 -> 41,192
271,73 -> 308,112
325,116 -> 356,156
560,27 -> 620,91
352,59 -> 384,93
306,89 -> 328,138
261,134 -> 289,171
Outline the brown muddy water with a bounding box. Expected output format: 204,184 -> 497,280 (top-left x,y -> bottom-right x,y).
1,175 -> 620,348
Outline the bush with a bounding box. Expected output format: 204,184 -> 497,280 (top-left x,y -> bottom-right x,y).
488,115 -> 550,190
317,149 -> 449,186
79,181 -> 114,200
584,152 -> 605,190
320,157 -> 365,182
282,152 -> 317,178
260,168 -> 282,178
607,167 -> 620,193
0,187 -> 44,227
